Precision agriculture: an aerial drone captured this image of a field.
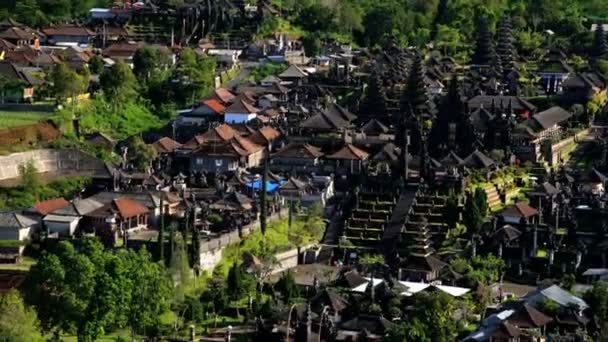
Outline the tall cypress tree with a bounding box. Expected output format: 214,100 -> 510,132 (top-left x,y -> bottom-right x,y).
167,222 -> 175,266
260,158 -> 268,235
496,16 -> 516,73
472,17 -> 495,66
158,195 -> 165,263
592,24 -> 608,58
191,223 -> 200,267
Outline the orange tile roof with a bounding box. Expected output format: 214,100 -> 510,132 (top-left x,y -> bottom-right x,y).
113,197 -> 148,219
250,126 -> 281,145
32,198 -> 69,215
328,144 -> 369,160
202,99 -> 226,115
153,137 -> 182,153
214,88 -> 235,104
232,135 -> 264,154
213,124 -> 238,141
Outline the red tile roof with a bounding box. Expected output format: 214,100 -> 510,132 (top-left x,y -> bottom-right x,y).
42,26 -> 95,37
202,99 -> 226,115
102,43 -> 140,57
273,143 -> 323,159
0,27 -> 36,41
32,198 -> 69,215
153,137 -> 182,153
249,126 -> 281,145
327,144 -> 369,160
213,88 -> 235,104
201,124 -> 238,142
502,202 -> 539,219
232,135 -> 264,154
113,197 -> 148,219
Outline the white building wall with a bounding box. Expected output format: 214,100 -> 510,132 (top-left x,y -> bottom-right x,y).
224,112 -> 257,124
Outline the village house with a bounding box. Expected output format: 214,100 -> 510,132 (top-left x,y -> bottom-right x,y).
102,42 -> 140,66
178,99 -> 226,126
189,135 -> 265,173
271,142 -> 324,170
278,64 -> 308,86
86,197 -> 150,242
42,26 -> 95,47
562,71 -> 607,103
0,26 -> 39,46
468,95 -> 537,119
0,61 -> 41,102
224,99 -> 260,124
536,51 -> 573,94
327,144 -> 370,174
0,211 -> 38,241
513,106 -> 574,163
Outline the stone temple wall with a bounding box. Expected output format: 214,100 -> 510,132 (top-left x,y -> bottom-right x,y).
0,149 -> 105,181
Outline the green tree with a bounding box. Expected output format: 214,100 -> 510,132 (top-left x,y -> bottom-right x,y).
386,291 -> 457,341
0,290 -> 43,342
133,47 -> 170,83
170,48 -> 216,106
127,136 -> 158,172
443,192 -> 460,229
191,224 -> 200,268
435,24 -> 464,56
337,2 -> 363,34
473,187 -> 488,218
295,3 -> 335,33
88,55 -> 105,75
19,160 -> 40,193
226,263 -> 251,315
26,239 -> 171,341
100,61 -> 137,106
276,271 -> 298,303
302,33 -> 322,57
386,318 -> 429,342
463,190 -> 483,234
0,74 -> 24,104
585,281 -> 608,322
50,63 -> 86,104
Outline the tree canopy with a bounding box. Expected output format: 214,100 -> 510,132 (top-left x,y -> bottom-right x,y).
26,239 -> 171,341
0,290 -> 43,342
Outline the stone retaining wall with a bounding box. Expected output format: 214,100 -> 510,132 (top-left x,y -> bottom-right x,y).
0,149 -> 105,181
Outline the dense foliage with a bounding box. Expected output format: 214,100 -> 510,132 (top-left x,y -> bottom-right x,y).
26,239 -> 171,341
266,0 -> 608,60
0,161 -> 89,209
0,290 -> 43,342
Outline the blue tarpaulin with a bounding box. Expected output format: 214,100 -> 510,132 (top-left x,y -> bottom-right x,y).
245,180 -> 284,193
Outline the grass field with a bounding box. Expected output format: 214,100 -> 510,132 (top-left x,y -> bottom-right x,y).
0,111 -> 53,129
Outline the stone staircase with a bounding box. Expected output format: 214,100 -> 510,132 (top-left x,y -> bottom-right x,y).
483,184 -> 503,212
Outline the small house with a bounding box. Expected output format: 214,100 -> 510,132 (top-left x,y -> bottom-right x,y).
0,212 -> 38,241
278,64 -> 308,86
86,197 -> 150,240
42,26 -> 95,46
562,72 -> 607,103
271,143 -> 324,168
224,99 -> 259,124
327,144 -> 369,174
